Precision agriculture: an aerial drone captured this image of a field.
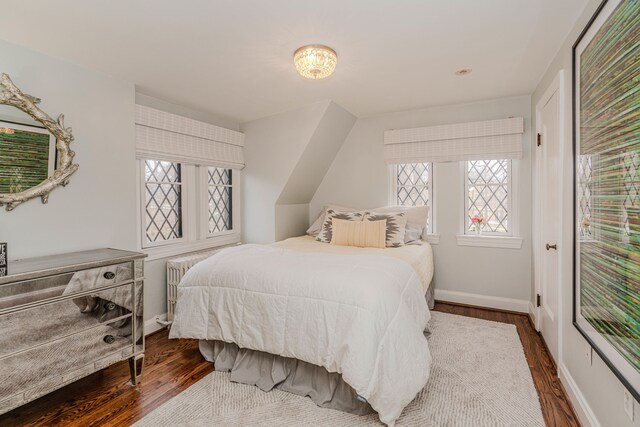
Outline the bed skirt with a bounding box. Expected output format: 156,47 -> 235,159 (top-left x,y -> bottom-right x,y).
199,340 -> 375,415
426,280 -> 435,310
198,289 -> 433,417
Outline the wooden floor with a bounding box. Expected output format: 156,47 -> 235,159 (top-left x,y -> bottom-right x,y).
0,302 -> 580,427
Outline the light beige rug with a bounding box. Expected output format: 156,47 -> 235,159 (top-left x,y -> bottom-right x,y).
134,312 -> 544,427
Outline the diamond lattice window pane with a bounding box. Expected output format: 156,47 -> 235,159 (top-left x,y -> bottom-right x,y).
577,155 -> 593,238
145,159 -> 180,183
467,160 -> 509,233
397,163 -> 429,187
622,151 -> 640,236
208,167 -> 233,234
144,160 -> 182,243
396,163 -> 431,230
208,167 -> 231,186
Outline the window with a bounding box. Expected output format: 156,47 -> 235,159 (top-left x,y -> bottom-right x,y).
622,151 -> 639,238
465,159 -> 511,235
139,159 -> 241,258
207,167 -> 233,235
135,105 -> 243,258
143,160 -> 183,245
577,155 -> 593,239
392,162 -> 433,232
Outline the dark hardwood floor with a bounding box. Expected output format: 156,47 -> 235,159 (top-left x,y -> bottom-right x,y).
0,302 -> 580,427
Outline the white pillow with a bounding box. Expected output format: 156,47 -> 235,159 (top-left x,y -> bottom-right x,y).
404,223 -> 424,244
372,206 -> 429,242
307,204 -> 362,237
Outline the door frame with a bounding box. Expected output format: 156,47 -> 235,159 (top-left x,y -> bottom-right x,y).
533,70 -> 565,358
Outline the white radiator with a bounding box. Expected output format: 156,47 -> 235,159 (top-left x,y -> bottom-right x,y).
166,248 -> 224,323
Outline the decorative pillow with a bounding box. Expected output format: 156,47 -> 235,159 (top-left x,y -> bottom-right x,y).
330,218 -> 387,249
307,204 -> 361,237
404,223 -> 424,245
316,209 -> 367,243
372,206 -> 429,242
364,211 -> 408,247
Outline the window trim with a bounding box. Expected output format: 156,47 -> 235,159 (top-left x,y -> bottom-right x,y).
136,159 -> 241,261
388,162 -> 437,240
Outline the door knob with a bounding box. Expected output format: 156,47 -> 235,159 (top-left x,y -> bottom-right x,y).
546,243 -> 557,251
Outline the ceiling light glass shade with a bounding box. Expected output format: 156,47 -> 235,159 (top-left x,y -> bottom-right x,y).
293,45 -> 337,79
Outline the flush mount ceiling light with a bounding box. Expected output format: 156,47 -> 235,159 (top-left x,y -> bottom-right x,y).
294,45 -> 337,79
455,68 -> 473,76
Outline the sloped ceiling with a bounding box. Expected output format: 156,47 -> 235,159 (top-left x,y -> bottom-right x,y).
277,102 -> 356,205
241,101 -> 356,243
1,0 -> 587,122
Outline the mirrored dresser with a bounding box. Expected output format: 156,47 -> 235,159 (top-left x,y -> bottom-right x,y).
0,248 -> 146,415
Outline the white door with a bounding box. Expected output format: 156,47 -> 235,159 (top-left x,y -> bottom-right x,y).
535,77 -> 562,363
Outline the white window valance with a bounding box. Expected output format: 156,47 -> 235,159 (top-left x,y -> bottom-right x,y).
135,105 -> 245,169
384,117 -> 524,164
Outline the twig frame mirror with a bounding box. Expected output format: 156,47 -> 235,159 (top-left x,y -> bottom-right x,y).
0,73 -> 78,211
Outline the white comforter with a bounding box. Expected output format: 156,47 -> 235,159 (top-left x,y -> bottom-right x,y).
169,244 -> 431,426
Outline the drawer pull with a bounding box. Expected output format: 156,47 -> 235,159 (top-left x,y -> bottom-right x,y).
104,301 -> 116,311
103,271 -> 116,280
103,335 -> 116,344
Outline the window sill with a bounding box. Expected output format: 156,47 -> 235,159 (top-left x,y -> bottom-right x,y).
143,234 -> 241,261
456,235 -> 523,249
425,234 -> 440,244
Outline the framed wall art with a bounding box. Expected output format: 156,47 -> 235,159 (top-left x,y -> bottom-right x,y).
573,0 -> 640,401
0,120 -> 56,194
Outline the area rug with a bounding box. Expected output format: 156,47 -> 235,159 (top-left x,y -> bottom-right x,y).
134,312 -> 544,426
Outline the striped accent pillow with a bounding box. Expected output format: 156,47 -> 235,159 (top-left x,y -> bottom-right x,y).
330,218 -> 387,249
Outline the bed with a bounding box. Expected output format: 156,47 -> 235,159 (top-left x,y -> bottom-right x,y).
273,235 -> 434,308
169,235 -> 434,426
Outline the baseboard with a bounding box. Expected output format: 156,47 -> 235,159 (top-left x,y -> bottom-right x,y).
144,313 -> 168,336
558,363 -> 601,427
528,301 -> 538,331
434,289 -> 529,313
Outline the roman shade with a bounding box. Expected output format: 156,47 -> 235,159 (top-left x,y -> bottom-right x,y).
384,117 -> 524,163
135,105 -> 245,169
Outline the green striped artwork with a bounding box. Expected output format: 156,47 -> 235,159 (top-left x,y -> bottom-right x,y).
577,0 -> 640,378
0,125 -> 52,194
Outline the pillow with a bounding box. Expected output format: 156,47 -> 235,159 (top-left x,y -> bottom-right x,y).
316,209 -> 367,243
330,218 -> 387,249
364,211 -> 408,247
404,223 -> 424,245
307,204 -> 361,237
372,206 -> 429,242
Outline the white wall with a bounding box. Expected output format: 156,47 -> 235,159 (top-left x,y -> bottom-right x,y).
0,39 -> 137,259
242,101 -> 327,243
311,96 -> 533,306
532,1 -> 640,425
242,101 -> 356,244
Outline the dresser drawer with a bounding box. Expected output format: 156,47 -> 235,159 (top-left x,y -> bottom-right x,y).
0,283 -> 138,358
0,319 -> 134,401
0,262 -> 133,311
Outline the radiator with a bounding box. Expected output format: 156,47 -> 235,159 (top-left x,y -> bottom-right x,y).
166,248 -> 224,323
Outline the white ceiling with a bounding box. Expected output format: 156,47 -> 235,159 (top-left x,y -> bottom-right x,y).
1,0 -> 587,123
